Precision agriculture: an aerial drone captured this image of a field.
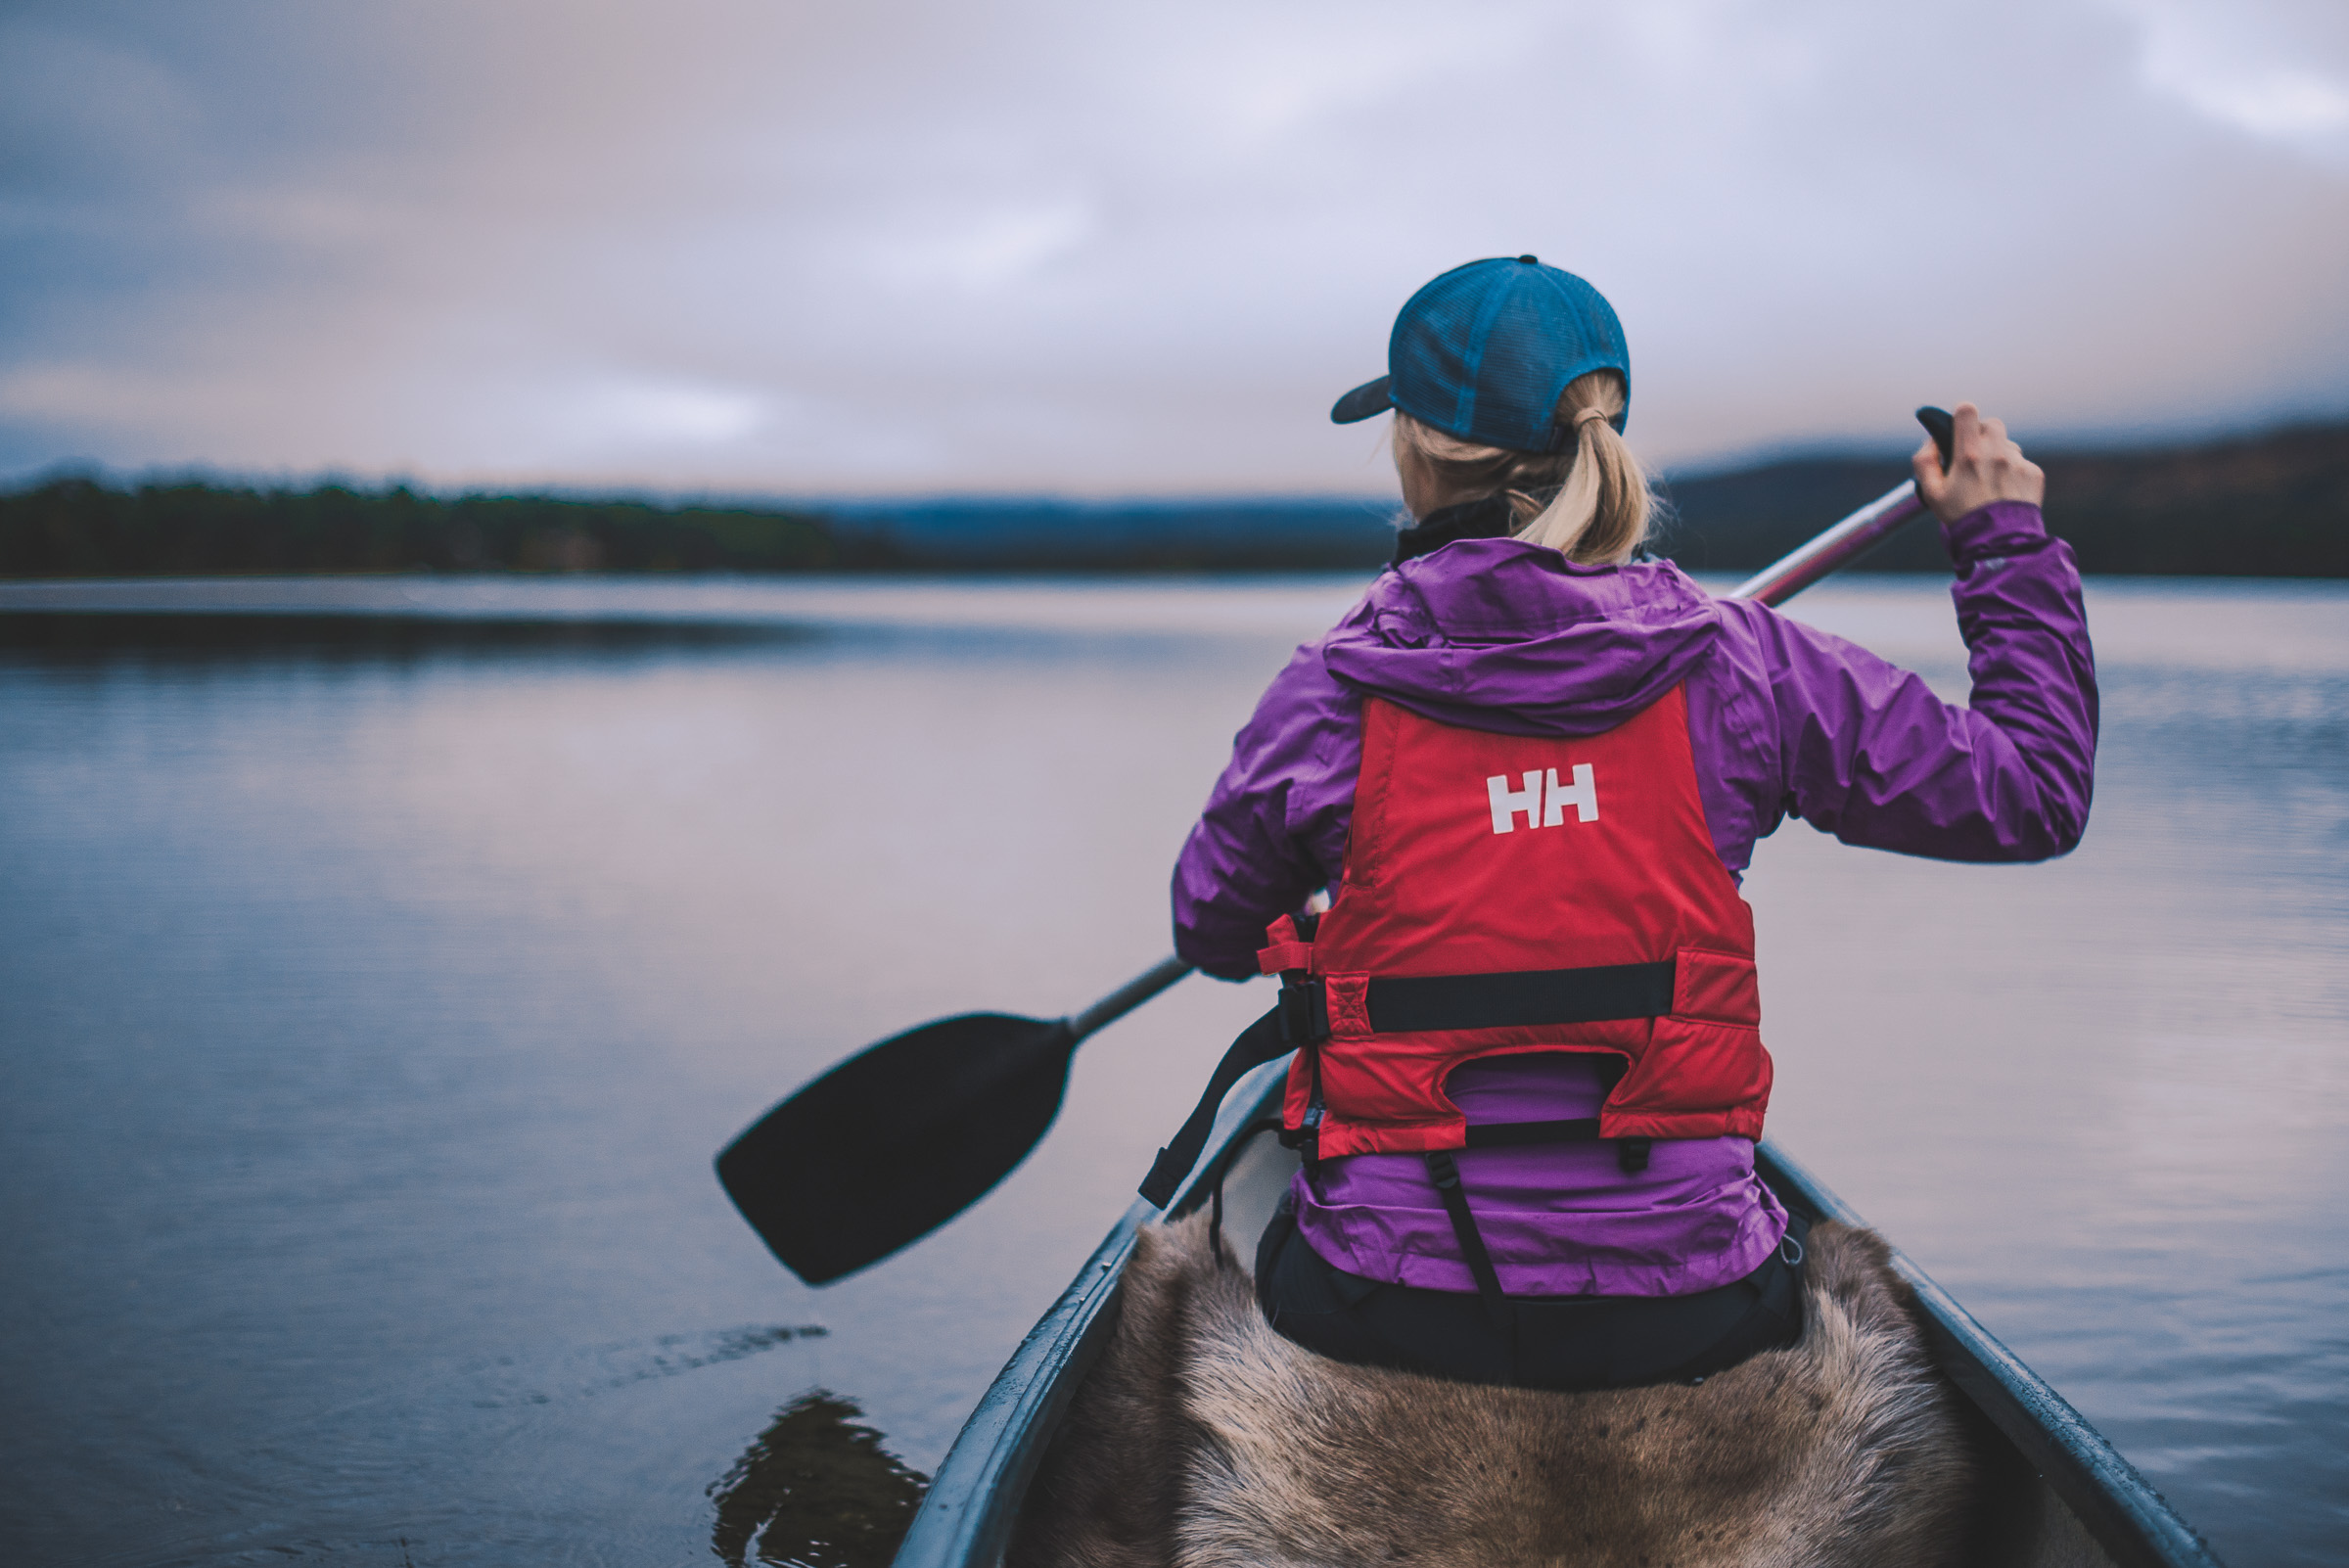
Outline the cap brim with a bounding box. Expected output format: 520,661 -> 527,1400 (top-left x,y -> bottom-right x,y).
1329,375 -> 1393,425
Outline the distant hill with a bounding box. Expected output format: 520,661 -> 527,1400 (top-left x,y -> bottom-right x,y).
1657,418 -> 2349,577
4,417 -> 2343,577
0,480 -> 1402,577
816,495 -> 1399,571
0,480 -> 895,576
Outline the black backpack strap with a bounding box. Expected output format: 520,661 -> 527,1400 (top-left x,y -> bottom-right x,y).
1138,1004 -> 1292,1208
1423,1149 -> 1513,1343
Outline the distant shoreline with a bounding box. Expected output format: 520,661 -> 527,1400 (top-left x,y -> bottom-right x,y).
7,417 -> 2343,579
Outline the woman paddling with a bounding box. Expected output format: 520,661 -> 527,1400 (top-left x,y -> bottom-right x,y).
1170,255 -> 2096,1392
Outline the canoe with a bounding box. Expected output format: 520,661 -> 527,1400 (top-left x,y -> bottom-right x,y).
895,1057 -> 2222,1568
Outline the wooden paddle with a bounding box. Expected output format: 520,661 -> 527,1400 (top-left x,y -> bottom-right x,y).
717,410 -> 1956,1284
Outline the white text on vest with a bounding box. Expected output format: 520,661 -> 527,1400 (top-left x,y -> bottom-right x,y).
1486,764 -> 1598,834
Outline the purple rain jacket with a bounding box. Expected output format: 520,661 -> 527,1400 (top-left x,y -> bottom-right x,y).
1170,498 -> 2096,1296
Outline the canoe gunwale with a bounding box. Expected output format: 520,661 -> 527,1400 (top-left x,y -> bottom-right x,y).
892,1056 -> 1298,1568
896,1061 -> 2222,1568
891,1202 -> 1146,1568
1756,1141 -> 2222,1568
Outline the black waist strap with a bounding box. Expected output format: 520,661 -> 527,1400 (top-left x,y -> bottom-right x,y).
1366,958 -> 1675,1034
1142,957 -> 1678,1208
1274,958 -> 1675,1049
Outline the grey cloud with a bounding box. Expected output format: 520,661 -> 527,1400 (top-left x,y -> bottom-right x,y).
2,0 -> 2345,493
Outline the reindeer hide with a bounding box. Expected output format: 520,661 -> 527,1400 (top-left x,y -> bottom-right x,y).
1010,1215 -> 1975,1568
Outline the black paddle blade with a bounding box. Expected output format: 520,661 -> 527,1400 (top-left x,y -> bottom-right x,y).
715,1012 -> 1081,1285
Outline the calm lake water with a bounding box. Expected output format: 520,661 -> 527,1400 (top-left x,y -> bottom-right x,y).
2,573 -> 2344,1567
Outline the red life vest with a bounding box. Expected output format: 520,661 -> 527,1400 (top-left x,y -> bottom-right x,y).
1257,686 -> 1771,1158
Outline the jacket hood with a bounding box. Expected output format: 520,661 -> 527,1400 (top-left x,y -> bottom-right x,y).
1320,536 -> 1724,737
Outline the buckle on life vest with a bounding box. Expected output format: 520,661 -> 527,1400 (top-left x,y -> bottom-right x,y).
1275,1104 -> 1323,1165
1275,976 -> 1329,1045
1256,909 -> 1319,976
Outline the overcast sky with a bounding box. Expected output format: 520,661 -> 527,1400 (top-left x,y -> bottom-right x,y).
3,0 -> 2345,496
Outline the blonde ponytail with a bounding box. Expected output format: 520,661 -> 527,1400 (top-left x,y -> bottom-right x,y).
1390,369 -> 1655,566
1512,372 -> 1651,562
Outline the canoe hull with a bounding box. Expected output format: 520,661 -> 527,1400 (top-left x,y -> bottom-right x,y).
897,1060 -> 2219,1568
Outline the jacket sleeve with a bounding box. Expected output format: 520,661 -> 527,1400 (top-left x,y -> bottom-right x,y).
1735,501 -> 2097,862
1171,639 -> 1364,980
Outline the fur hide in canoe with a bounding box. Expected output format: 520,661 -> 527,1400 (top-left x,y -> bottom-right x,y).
1008,1214 -> 1976,1568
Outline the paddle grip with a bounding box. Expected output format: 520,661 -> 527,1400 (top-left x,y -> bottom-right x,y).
1915,405 -> 1956,475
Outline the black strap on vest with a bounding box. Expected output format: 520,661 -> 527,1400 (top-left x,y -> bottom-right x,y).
1366,959 -> 1676,1033
1422,1133 -> 1676,1375
1425,1148 -> 1514,1343
1139,956 -> 1678,1208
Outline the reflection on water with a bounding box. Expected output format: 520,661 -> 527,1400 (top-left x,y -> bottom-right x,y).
709,1394 -> 932,1568
0,575 -> 2342,1567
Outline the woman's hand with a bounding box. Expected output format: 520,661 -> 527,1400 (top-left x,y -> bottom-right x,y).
1913,402 -> 2045,524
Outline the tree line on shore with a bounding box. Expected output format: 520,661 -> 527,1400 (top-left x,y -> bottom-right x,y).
4,417 -> 2342,577
0,482 -> 905,577
1659,417 -> 2348,578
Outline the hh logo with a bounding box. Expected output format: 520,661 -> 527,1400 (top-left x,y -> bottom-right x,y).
1487,765 -> 1597,834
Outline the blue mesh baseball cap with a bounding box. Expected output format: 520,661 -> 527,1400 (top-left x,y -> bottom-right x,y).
1330,255 -> 1630,450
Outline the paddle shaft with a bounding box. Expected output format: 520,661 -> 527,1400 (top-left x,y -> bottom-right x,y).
1067,954 -> 1194,1040
1727,480 -> 1925,608
1079,472 -> 1936,1012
